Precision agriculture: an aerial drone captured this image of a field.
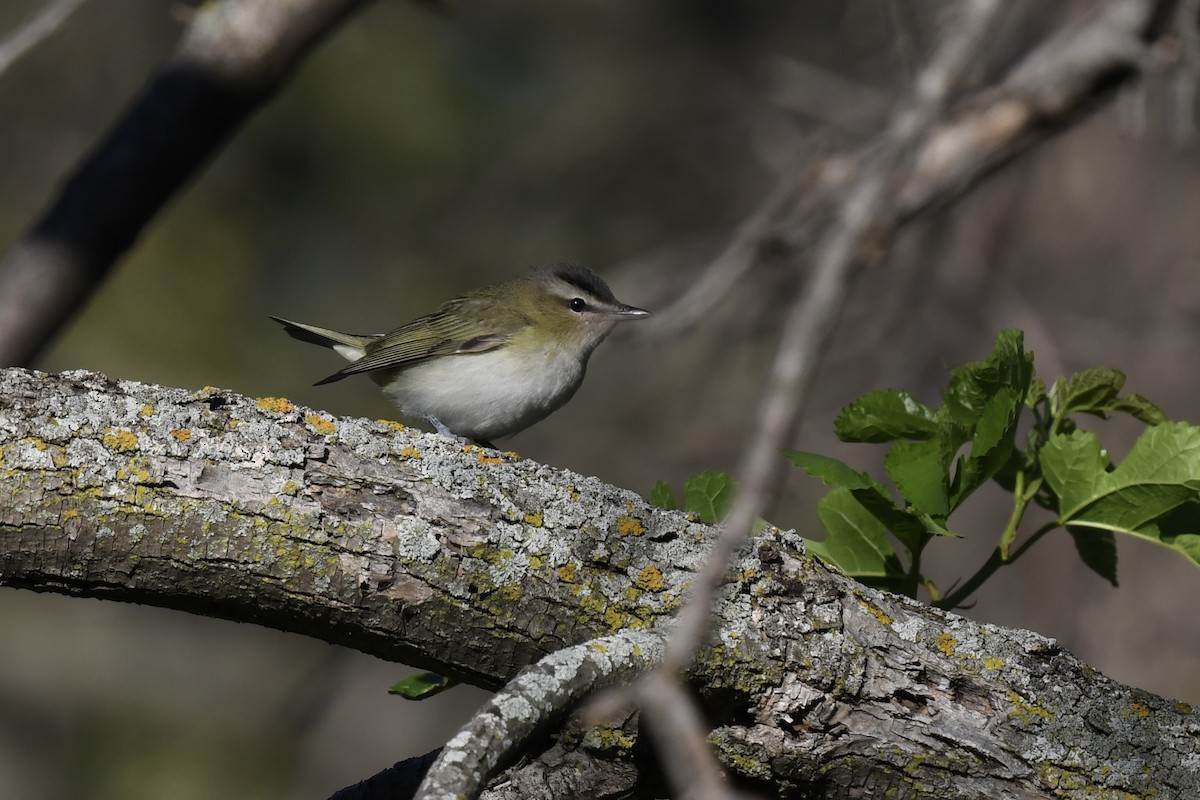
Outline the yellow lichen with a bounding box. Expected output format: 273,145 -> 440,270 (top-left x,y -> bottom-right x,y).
1124,703 -> 1151,719
27,437 -> 47,451
139,404 -> 155,417
935,632 -> 957,657
557,563 -> 577,583
255,396 -> 294,414
635,565 -> 664,592
305,414 -> 337,435
1006,690 -> 1055,724
377,419 -> 407,432
62,509 -> 80,521
859,599 -> 894,626
1175,702 -> 1193,714
983,656 -> 1005,671
524,512 -> 544,527
281,480 -> 301,496
529,555 -> 544,569
101,429 -> 138,453
616,516 -> 645,536
399,446 -> 422,459
171,429 -> 191,442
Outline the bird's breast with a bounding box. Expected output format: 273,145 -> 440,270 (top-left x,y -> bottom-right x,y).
379,346 -> 586,441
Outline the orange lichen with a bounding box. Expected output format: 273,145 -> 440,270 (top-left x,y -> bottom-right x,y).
399,446 -> 422,459
616,516 -> 645,537
859,599 -> 893,626
171,429 -> 192,442
255,397 -> 294,414
635,565 -> 664,592
101,429 -> 138,452
305,414 -> 337,435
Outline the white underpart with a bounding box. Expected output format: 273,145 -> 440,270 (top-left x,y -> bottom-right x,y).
350,345 -> 586,442
332,343 -> 366,361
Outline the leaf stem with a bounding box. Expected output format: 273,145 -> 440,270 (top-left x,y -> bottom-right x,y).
998,469 -> 1026,559
935,519 -> 1059,609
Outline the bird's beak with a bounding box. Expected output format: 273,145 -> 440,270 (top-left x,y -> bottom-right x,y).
611,304 -> 651,318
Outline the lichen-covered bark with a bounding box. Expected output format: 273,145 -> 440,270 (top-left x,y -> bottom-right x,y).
1,367 -> 1197,799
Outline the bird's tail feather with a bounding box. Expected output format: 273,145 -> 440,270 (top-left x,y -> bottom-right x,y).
270,316 -> 375,351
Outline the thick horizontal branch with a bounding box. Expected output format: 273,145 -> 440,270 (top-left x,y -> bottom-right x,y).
1,367 -> 1197,797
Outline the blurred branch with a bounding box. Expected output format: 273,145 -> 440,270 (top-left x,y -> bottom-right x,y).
659,0 -> 1007,702
0,0 -> 88,78
642,1 -> 1183,798
648,0 -> 1181,337
1173,0 -> 1200,141
3,367 -> 1199,798
0,0 -> 371,367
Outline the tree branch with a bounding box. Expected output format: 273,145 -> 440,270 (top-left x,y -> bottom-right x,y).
0,0 -> 372,367
2,367 -> 1198,798
0,0 -> 89,78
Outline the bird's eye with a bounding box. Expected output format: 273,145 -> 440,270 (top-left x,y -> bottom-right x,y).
569,298 -> 587,312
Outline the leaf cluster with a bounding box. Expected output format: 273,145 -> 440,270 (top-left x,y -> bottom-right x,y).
652,330 -> 1200,609
787,329 -> 1200,607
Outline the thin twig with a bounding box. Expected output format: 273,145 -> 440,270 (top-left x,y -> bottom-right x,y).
646,172 -> 801,339
660,0 -> 1007,677
0,0 -> 88,78
1173,0 -> 1200,142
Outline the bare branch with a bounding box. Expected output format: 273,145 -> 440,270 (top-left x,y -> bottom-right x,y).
660,0 -> 1008,680
0,0 -> 88,78
0,0 -> 371,367
415,630 -> 664,800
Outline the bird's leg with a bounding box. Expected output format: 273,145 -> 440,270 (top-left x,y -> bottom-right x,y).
424,415 -> 491,448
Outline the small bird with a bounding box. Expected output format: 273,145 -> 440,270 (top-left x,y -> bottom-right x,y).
272,262 -> 649,447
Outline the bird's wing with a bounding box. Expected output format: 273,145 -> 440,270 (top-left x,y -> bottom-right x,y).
315,297 -> 528,383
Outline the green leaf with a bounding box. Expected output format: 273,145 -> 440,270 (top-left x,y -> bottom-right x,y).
950,386 -> 1023,508
942,329 -> 1033,429
684,470 -> 736,524
389,672 -> 458,700
1025,375 -> 1048,409
884,438 -> 949,518
1112,394 -> 1169,426
787,450 -> 946,550
785,451 -> 878,491
833,389 -> 941,443
1052,367 -> 1125,416
1068,527 -> 1118,586
804,488 -> 905,583
1041,423 -> 1200,569
649,480 -> 677,510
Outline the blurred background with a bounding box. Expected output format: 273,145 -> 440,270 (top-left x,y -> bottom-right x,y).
2,0 -> 1200,797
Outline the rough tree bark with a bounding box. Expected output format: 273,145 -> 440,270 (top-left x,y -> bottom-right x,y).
1,367 -> 1196,799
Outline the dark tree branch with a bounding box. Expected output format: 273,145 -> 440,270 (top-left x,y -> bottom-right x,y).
0,0 -> 372,367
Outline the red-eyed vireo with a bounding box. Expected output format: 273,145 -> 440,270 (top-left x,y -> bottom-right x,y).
271,262 -> 649,447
